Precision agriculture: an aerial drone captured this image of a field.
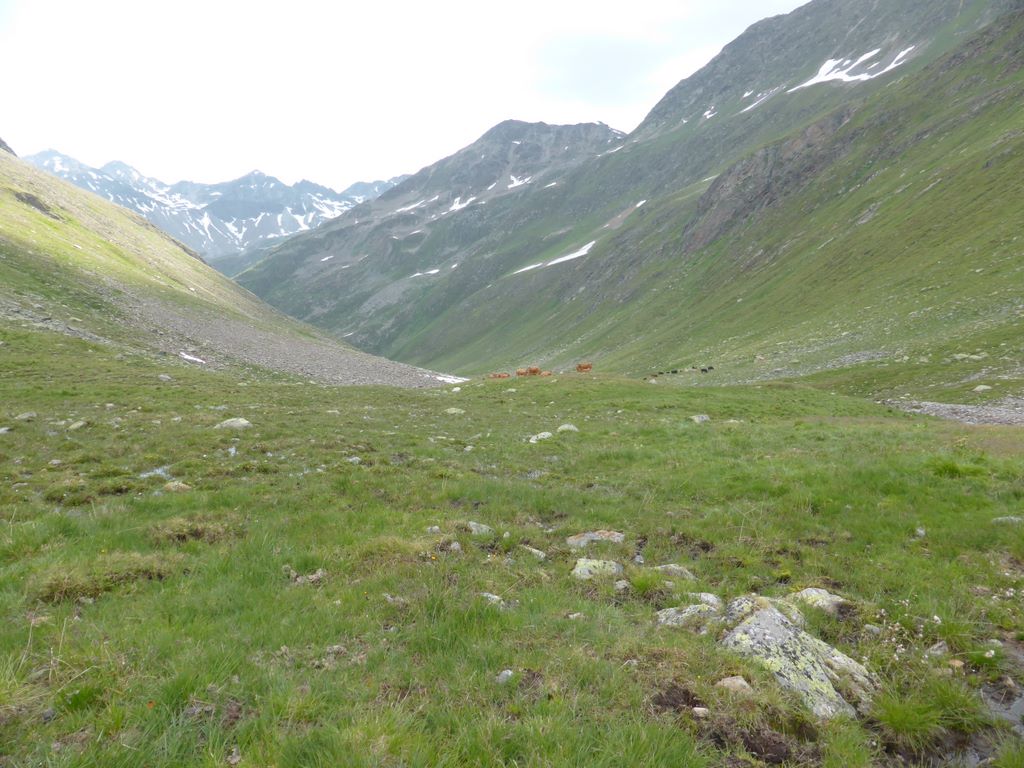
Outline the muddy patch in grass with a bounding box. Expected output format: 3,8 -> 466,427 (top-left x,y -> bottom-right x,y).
652,681 -> 704,713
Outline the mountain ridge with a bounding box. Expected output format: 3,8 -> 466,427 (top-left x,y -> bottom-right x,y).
24,150 -> 406,265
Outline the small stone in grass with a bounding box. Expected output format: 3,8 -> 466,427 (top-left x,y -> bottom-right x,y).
495,669 -> 514,685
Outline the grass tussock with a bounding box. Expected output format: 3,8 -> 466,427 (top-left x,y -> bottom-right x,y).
150,515 -> 237,545
36,552 -> 181,602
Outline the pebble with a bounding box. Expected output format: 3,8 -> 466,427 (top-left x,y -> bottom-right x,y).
467,521 -> 494,536
347,456 -> 362,465
556,424 -> 579,433
690,414 -> 711,424
15,412 -> 36,421
163,481 -> 192,493
528,431 -> 553,443
426,526 -> 442,534
448,541 -> 462,553
495,669 -> 514,685
692,707 -> 710,718
973,385 -> 992,392
67,420 -> 87,431
567,612 -> 585,620
158,374 -> 173,382
614,579 -> 632,593
480,592 -> 505,607
445,408 -> 465,415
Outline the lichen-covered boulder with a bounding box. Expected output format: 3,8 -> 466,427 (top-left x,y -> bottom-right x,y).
720,605 -> 876,719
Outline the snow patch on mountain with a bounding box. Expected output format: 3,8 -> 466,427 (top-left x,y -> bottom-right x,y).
789,45 -> 916,92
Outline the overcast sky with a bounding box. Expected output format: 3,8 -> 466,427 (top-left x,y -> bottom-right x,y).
0,0 -> 807,190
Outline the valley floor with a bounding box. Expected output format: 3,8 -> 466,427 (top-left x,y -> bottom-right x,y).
1,326 -> 1023,767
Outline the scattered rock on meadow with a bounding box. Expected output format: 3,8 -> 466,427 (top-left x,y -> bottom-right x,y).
716,676 -> 754,696
0,427 -> 10,435
926,640 -> 949,658
690,414 -> 711,424
692,706 -> 711,718
654,564 -> 696,580
163,481 -> 192,493
466,521 -> 494,536
615,579 -> 632,593
67,420 -> 87,431
973,385 -> 993,392
426,526 -> 442,534
480,592 -> 506,607
566,530 -> 625,549
789,588 -> 848,617
557,424 -> 579,433
383,593 -> 408,607
720,603 -> 877,719
520,545 -> 547,560
571,558 -> 623,580
656,603 -> 720,631
529,431 -> 553,443
687,592 -> 724,610
993,516 -> 1023,525
445,408 -> 465,415
495,669 -> 514,685
158,374 -> 173,382
214,418 -> 252,430
283,565 -> 326,585
15,412 -> 36,421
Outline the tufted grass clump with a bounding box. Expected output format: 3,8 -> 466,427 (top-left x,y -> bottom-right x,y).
36,552 -> 180,602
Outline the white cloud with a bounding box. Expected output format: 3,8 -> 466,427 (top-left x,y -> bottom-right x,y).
0,0 -> 806,189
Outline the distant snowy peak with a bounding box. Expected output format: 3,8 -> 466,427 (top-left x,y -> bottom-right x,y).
24,151 -> 403,260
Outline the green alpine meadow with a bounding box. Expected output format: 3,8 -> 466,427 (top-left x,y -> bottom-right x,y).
2,0 -> 1023,765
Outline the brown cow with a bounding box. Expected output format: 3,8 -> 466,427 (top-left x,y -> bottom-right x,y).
540,371 -> 552,377
576,362 -> 593,373
527,366 -> 541,376
516,368 -> 528,377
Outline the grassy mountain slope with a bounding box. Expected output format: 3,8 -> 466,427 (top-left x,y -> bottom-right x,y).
236,0 -> 1019,402
0,151 -> 454,387
402,12 -> 1024,404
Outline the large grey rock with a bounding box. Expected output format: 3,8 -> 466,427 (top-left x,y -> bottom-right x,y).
571,559 -> 623,580
566,530 -> 625,549
720,605 -> 876,719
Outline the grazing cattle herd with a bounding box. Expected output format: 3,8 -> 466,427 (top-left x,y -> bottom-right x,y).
484,361 -> 714,380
